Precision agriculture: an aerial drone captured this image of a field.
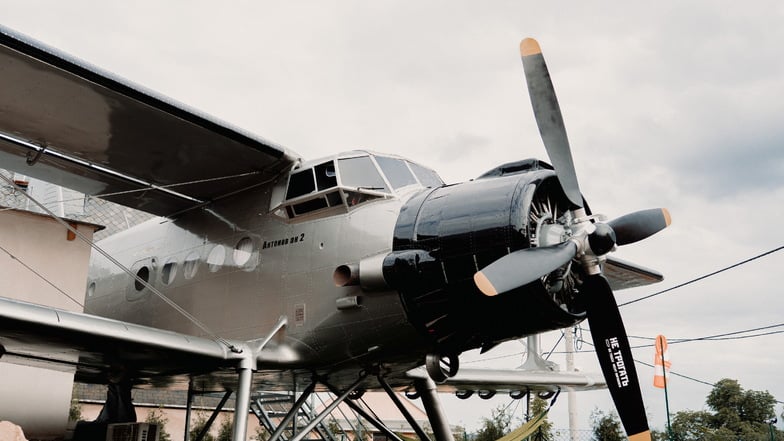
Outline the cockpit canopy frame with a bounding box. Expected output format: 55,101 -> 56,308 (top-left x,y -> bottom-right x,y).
272,151 -> 443,220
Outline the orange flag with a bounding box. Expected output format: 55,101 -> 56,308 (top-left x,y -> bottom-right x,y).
653,334 -> 671,388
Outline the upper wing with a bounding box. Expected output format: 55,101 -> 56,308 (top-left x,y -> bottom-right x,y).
0,25 -> 299,216
0,295 -> 241,383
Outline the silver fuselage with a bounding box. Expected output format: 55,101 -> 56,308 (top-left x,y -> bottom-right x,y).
86,168 -> 428,381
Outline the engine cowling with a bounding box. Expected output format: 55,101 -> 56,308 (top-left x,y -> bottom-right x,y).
383,160 -> 587,354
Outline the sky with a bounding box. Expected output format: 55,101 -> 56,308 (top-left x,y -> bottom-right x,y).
2,1 -> 784,435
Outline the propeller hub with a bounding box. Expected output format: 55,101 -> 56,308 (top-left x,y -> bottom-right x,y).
588,223 -> 617,256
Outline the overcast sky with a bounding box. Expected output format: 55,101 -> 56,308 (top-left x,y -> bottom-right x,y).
3,1 -> 783,434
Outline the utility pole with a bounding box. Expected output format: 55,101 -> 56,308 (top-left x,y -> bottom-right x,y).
564,327 -> 578,441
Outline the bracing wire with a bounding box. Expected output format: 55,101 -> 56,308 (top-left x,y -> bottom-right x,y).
0,244 -> 88,312
0,174 -> 241,353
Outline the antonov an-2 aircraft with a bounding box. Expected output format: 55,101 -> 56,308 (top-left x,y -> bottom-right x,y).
0,26 -> 669,441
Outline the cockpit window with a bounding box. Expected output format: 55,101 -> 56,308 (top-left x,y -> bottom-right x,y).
286,169 -> 316,199
337,156 -> 389,192
315,161 -> 337,190
408,162 -> 443,188
376,156 -> 417,189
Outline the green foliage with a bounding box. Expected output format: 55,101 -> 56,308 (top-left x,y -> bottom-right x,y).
452,424 -> 468,441
216,415 -> 233,441
189,411 -> 216,441
661,378 -> 784,441
255,425 -> 271,441
144,407 -> 172,441
473,405 -> 513,441
590,409 -> 624,441
529,396 -> 553,441
68,399 -> 83,422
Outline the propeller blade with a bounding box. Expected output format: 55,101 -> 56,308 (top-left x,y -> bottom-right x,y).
584,274 -> 650,440
608,208 -> 672,246
520,38 -> 582,208
474,241 -> 577,296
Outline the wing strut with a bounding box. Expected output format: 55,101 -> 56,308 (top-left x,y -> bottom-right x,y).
414,377 -> 456,441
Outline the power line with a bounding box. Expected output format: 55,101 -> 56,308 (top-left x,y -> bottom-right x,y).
581,340 -> 784,406
619,245 -> 784,307
466,322 -> 784,364
628,323 -> 784,343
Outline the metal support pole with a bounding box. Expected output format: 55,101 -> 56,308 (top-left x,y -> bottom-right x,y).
232,367 -> 253,441
413,378 -> 454,441
661,349 -> 673,440
184,380 -> 194,441
289,375 -> 367,441
324,381 -> 404,441
269,381 -> 318,441
564,328 -> 578,441
378,375 -> 432,441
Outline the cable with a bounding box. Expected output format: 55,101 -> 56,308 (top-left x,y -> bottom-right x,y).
619,245 -> 784,307
581,340 -> 784,406
2,168 -> 268,213
468,322 -> 784,363
0,244 -> 88,312
544,331 -> 565,361
629,323 -> 784,342
0,174 -> 241,353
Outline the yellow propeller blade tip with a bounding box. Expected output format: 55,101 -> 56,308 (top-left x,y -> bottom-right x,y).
520,38 -> 542,57
474,272 -> 498,296
628,430 -> 651,441
662,208 -> 672,227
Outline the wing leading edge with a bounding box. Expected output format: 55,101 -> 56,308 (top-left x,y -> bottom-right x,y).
0,25 -> 299,216
0,295 -> 241,383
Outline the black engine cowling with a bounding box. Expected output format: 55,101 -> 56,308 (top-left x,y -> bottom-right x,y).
383,159 -> 587,354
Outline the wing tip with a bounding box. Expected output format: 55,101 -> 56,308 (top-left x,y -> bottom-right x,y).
520,38 -> 542,57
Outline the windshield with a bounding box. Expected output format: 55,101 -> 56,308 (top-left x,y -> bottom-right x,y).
337,156 -> 388,192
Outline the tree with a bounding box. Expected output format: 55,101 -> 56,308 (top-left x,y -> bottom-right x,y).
69,399 -> 83,422
528,396 -> 553,441
659,378 -> 783,441
473,405 -> 512,441
590,409 -> 623,441
255,425 -> 271,441
189,411 -> 216,441
144,407 -> 172,441
216,415 -> 233,441
451,424 -> 468,441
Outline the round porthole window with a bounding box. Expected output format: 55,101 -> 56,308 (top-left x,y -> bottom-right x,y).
183,252 -> 200,279
233,237 -> 254,267
134,266 -> 150,291
161,259 -> 178,285
207,245 -> 226,272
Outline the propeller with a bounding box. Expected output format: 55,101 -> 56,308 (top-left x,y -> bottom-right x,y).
472,38 -> 667,440
474,241 -> 577,296
520,38 -> 582,209
609,208 -> 672,246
